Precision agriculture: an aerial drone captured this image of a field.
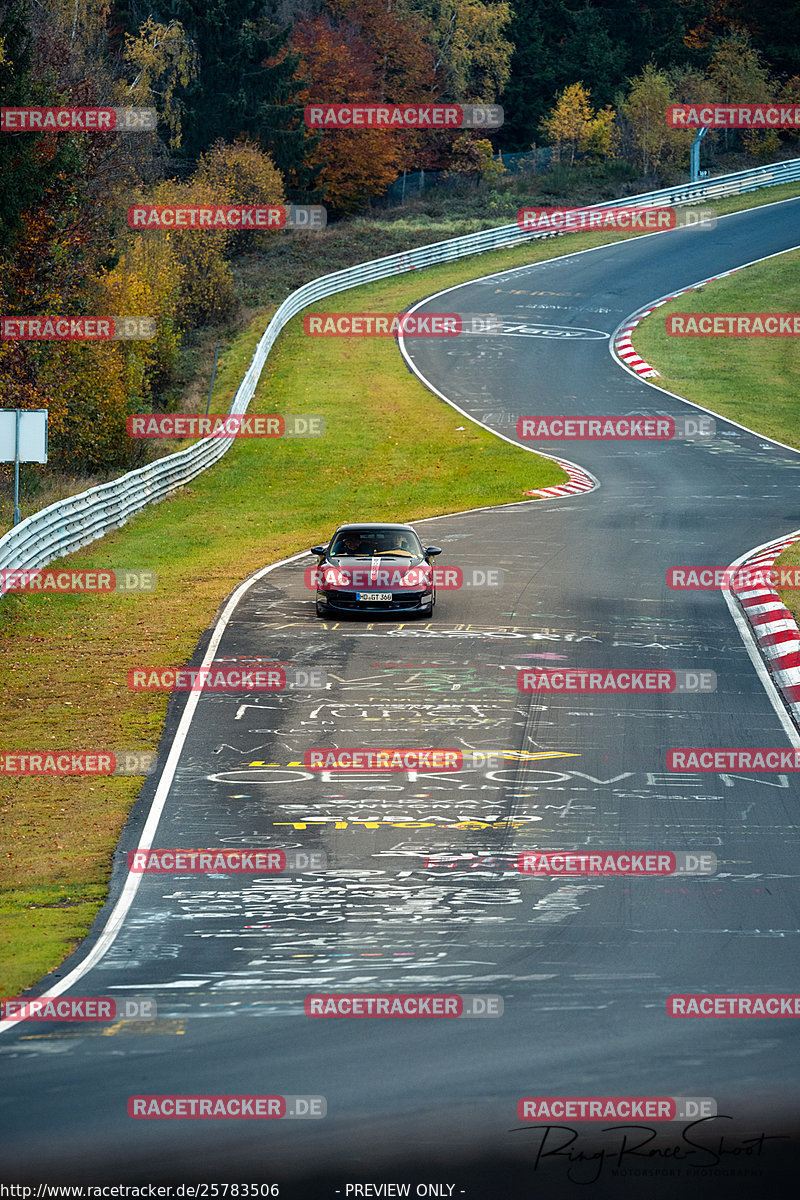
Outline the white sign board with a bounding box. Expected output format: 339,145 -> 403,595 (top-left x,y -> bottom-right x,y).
0,409 -> 48,463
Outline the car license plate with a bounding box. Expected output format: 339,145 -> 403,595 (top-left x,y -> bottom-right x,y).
357,592 -> 393,602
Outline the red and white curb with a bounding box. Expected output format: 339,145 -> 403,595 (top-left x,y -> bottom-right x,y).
614,318 -> 662,377
523,457 -> 596,499
731,533 -> 800,721
612,266 -> 745,379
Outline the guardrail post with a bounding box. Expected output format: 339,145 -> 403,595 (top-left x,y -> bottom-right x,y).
13,409 -> 22,526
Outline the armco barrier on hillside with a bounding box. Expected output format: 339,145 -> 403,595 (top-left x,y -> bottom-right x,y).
2,158 -> 799,589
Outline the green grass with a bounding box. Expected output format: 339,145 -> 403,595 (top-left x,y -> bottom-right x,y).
0,887 -> 108,996
633,242 -> 800,447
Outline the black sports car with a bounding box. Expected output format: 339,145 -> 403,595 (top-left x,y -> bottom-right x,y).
309,522 -> 441,617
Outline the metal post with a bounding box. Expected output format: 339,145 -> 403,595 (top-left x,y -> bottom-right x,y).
690,127 -> 708,183
13,408 -> 21,526
206,338 -> 221,415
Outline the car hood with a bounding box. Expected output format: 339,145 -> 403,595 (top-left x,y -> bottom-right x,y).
319,556 -> 432,592
329,554 -> 426,568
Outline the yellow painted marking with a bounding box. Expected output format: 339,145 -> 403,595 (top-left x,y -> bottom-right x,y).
20,1032 -> 83,1041
506,750 -> 581,761
272,819 -> 543,830
101,1019 -> 186,1036
247,750 -> 580,768
20,1019 -> 187,1039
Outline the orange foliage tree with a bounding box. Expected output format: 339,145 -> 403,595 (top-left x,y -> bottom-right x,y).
292,1 -> 437,212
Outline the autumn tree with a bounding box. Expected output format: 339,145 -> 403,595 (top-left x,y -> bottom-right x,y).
540,82 -> 617,165
1,1 -> 230,474
0,1 -> 136,473
540,82 -> 593,165
620,64 -> 687,176
579,104 -> 619,161
443,133 -> 506,182
329,0 -> 436,102
778,75 -> 800,149
665,65 -> 721,159
708,29 -> 775,155
409,1 -> 512,174
418,0 -> 513,101
292,8 -> 416,212
709,29 -> 773,106
292,1 -> 516,208
192,138 -> 286,252
122,17 -> 199,149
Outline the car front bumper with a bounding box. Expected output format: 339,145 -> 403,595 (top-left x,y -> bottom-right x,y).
317,590 -> 433,614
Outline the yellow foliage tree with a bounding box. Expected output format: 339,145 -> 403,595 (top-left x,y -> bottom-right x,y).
709,30 -> 776,158
621,65 -> 686,176
421,0 -> 514,101
539,83 -> 620,165
580,106 -> 619,160
444,134 -> 506,182
193,140 -> 286,252
122,17 -> 200,149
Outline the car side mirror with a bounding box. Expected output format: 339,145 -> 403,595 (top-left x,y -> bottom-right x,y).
425,546 -> 442,556
310,545 -> 327,556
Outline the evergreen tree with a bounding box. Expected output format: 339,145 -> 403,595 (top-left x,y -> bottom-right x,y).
560,6 -> 626,109
500,0 -> 561,150
501,0 -> 703,152
0,1 -> 82,250
166,1 -> 318,196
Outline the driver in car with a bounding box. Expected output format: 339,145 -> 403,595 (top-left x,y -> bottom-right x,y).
340,531 -> 369,555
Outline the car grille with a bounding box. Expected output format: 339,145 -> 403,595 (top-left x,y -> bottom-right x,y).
330,591 -> 422,610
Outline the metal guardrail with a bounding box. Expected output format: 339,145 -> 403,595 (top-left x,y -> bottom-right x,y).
2,157 -> 799,587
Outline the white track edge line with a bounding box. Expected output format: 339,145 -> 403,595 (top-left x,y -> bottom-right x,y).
0,549 -> 309,1033
723,533 -> 800,747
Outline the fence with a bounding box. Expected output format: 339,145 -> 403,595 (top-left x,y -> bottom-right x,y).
384,147 -> 552,204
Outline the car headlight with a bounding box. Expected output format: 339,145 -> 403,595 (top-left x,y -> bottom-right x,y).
322,567 -> 350,588
399,567 -> 430,590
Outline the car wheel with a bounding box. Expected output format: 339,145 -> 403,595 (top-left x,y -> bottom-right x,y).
316,601 -> 327,617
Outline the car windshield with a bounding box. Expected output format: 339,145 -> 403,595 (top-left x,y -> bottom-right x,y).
330,530 -> 423,558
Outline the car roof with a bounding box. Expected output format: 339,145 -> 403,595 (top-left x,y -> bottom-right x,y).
333,523 -> 417,532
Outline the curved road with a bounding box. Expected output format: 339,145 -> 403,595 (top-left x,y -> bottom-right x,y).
2,197 -> 800,1198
